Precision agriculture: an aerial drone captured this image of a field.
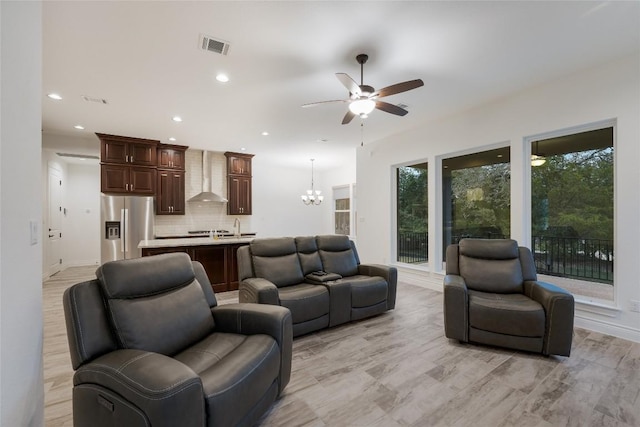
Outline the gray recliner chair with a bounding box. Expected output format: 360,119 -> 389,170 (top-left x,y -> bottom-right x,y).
63,252 -> 292,427
443,238 -> 574,356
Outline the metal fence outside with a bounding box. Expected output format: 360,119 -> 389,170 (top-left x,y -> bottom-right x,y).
531,236 -> 613,284
397,231 -> 428,263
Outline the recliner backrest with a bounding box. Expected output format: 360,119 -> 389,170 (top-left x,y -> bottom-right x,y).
457,239 -> 524,293
250,237 -> 304,287
316,235 -> 359,277
96,252 -> 215,355
295,236 -> 323,274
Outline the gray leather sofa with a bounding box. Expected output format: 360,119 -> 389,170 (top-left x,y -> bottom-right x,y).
63,253 -> 292,427
444,238 -> 574,356
238,235 -> 397,337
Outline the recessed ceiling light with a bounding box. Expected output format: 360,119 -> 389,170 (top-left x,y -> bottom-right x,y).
261,131 -> 269,136
47,93 -> 62,100
216,73 -> 229,83
168,137 -> 176,142
241,147 -> 246,151
497,154 -> 503,158
172,116 -> 183,122
73,125 -> 85,130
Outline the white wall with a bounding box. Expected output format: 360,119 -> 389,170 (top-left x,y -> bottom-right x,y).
66,163 -> 100,266
357,54 -> 640,342
0,2 -> 45,425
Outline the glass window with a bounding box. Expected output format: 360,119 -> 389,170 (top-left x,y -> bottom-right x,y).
334,185 -> 353,236
442,147 -> 511,260
397,163 -> 428,264
531,127 -> 614,301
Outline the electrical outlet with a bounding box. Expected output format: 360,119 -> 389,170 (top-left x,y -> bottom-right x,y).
630,300 -> 640,313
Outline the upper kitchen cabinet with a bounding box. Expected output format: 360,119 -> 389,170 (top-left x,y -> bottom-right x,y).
156,144 -> 188,215
225,152 -> 254,215
157,144 -> 187,170
98,133 -> 159,194
226,153 -> 252,176
98,133 -> 158,166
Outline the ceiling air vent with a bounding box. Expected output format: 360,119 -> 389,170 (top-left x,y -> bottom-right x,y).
82,95 -> 108,104
200,34 -> 230,55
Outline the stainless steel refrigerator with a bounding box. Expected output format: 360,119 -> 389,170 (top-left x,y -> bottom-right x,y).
101,195 -> 155,264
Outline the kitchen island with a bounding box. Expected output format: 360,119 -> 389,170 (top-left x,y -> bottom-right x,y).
139,236 -> 255,293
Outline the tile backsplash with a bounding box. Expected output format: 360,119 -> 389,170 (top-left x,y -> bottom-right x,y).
154,150 -> 249,236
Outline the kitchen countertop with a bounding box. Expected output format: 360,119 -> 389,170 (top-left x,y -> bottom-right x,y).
138,236 -> 254,248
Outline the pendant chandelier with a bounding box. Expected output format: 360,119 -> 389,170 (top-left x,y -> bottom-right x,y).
301,159 -> 323,205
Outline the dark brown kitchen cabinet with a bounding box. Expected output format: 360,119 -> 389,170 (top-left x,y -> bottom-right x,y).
157,144 -> 187,170
225,152 -> 254,215
226,153 -> 252,176
101,164 -> 156,195
98,133 -> 159,194
98,133 -> 158,166
156,170 -> 185,214
141,242 -> 249,293
227,175 -> 252,215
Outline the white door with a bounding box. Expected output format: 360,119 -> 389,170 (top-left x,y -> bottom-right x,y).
48,165 -> 64,275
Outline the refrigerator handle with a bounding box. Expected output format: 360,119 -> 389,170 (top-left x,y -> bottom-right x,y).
120,208 -> 126,254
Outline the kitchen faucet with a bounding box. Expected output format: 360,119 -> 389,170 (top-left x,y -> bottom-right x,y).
233,218 -> 241,238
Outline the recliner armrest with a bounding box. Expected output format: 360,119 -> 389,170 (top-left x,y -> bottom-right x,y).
239,277 -> 280,305
443,274 -> 469,342
73,349 -> 204,427
524,280 -> 575,356
212,303 -> 293,393
357,264 -> 398,309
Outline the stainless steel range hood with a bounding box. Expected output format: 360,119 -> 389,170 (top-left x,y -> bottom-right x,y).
188,150 -> 228,203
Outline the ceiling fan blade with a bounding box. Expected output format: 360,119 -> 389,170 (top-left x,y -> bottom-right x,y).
374,79 -> 424,98
336,73 -> 361,96
302,99 -> 348,108
342,110 -> 356,125
375,101 -> 408,116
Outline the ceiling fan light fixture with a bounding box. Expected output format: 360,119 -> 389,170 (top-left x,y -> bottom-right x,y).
349,99 -> 375,116
531,155 -> 547,167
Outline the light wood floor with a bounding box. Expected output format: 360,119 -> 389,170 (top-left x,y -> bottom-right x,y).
44,267 -> 640,426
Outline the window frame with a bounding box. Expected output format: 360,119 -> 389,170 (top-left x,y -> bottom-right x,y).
523,118 -> 617,305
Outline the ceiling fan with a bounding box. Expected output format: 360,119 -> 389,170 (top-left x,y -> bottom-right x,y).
303,53 -> 424,125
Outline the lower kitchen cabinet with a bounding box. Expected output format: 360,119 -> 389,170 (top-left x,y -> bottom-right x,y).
141,242 -> 248,293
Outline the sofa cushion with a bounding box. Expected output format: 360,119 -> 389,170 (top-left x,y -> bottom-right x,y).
175,332 -> 280,427
317,235 -> 359,277
277,283 -> 330,324
344,275 -> 388,308
295,236 -> 323,274
468,290 -> 545,337
96,253 -> 214,355
251,237 -> 304,287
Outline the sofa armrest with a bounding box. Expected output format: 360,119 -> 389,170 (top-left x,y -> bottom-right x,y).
212,303 -> 293,393
239,277 -> 280,305
73,349 -> 204,427
358,264 -> 398,309
525,280 -> 575,356
443,274 -> 469,342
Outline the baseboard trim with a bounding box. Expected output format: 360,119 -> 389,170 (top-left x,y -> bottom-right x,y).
574,314 -> 640,344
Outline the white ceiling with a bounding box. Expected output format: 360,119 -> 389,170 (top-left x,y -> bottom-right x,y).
42,1 -> 640,170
